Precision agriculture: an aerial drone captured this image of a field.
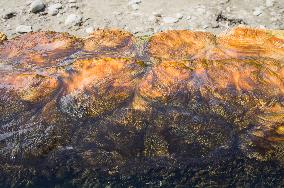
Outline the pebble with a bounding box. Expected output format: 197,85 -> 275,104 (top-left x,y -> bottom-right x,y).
65,14 -> 82,26
47,3 -> 63,16
68,0 -> 77,3
131,4 -> 139,10
49,3 -> 62,10
253,7 -> 262,16
16,25 -> 33,33
175,13 -> 183,20
162,17 -> 179,24
30,0 -> 45,13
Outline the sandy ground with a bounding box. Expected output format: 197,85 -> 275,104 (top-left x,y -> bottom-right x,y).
0,0 -> 283,38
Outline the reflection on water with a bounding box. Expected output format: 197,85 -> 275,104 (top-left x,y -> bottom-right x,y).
0,28 -> 283,187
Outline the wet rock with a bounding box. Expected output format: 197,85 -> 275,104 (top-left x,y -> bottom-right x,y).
65,14 -> 82,26
30,0 -> 45,13
16,25 -> 33,33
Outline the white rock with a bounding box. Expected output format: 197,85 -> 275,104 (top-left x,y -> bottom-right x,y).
65,14 -> 82,26
253,8 -> 262,16
128,0 -> 141,5
47,3 -> 62,15
162,17 -> 179,24
16,25 -> 33,33
265,0 -> 274,7
49,3 -> 62,10
186,16 -> 191,20
85,26 -> 94,34
30,0 -> 45,13
131,4 -> 139,10
68,0 -> 77,3
48,8 -> 58,16
175,13 -> 183,19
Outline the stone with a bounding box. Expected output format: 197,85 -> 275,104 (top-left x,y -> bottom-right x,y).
2,10 -> 17,19
65,14 -> 82,26
131,4 -> 139,10
30,0 -> 45,13
68,0 -> 77,3
16,25 -> 33,33
47,3 -> 62,16
253,7 -> 262,16
175,13 -> 183,20
162,17 -> 179,24
48,3 -> 62,10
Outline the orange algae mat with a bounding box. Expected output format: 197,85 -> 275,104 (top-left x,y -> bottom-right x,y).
0,27 -> 283,187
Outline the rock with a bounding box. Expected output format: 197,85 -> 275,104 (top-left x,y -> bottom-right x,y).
49,3 -> 62,10
48,8 -> 58,16
265,0 -> 274,7
68,0 -> 77,3
253,7 -> 262,16
128,0 -> 141,5
175,13 -> 183,20
131,4 -> 139,10
162,17 -> 179,24
65,14 -> 82,26
47,3 -> 62,16
30,0 -> 45,13
16,25 -> 33,33
85,26 -> 94,34
2,10 -> 17,19
186,16 -> 191,20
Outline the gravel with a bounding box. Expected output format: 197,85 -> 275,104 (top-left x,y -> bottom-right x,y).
0,0 -> 283,38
